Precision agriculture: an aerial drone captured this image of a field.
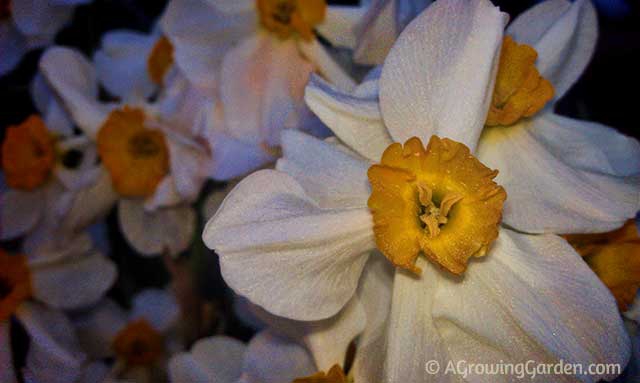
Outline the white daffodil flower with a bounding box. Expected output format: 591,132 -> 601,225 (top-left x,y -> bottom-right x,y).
160,0 -> 357,172
72,289 -> 180,382
0,0 -> 90,76
169,330 -> 320,383
306,0 -> 640,235
38,46 -> 241,256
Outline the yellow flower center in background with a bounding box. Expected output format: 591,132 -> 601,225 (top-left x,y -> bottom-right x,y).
147,36 -> 174,86
565,220 -> 640,311
1,115 -> 56,191
0,0 -> 10,20
257,0 -> 326,41
0,249 -> 31,322
112,319 -> 164,366
97,107 -> 169,198
485,36 -> 554,127
368,136 -> 506,275
293,364 -> 349,383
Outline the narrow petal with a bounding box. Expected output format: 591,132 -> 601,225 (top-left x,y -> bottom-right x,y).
304,75 -> 392,161
0,188 -> 44,240
477,114 -> 640,233
316,6 -> 367,49
60,168 -> 118,233
31,251 -> 117,310
72,299 -> 129,359
166,134 -> 210,202
169,336 -> 246,383
0,21 -> 27,76
131,289 -> 179,333
161,0 -> 256,90
276,130 -> 372,209
0,322 -> 17,383
379,0 -> 507,151
220,34 -> 313,148
16,302 -> 86,383
384,229 -> 630,382
118,200 -> 196,256
11,0 -> 73,38
507,0 -> 597,100
298,39 -> 356,91
203,169 -> 374,320
39,47 -> 116,139
241,330 -> 316,382
93,29 -> 157,100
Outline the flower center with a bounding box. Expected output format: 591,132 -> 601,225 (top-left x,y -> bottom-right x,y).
367,136 -> 506,275
256,0 -> 326,41
0,249 -> 32,322
112,319 -> 164,366
564,220 -> 640,311
1,115 -> 56,191
485,36 -> 554,127
97,107 -> 169,198
147,36 -> 174,86
0,0 -> 11,20
293,364 -> 349,383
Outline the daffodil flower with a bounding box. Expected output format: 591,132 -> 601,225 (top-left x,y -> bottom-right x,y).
160,0 -> 357,169
39,46 -> 243,256
0,0 -> 91,76
306,0 -> 640,234
169,330 -> 318,383
203,1 -> 635,380
72,289 -> 179,382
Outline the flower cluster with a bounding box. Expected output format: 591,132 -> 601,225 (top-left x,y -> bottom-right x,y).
1,0 -> 639,382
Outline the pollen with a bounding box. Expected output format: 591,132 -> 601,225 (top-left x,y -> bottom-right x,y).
1,115 -> 56,191
147,36 -> 174,86
367,136 -> 506,275
486,36 -> 554,127
0,249 -> 32,322
293,364 -> 349,383
257,0 -> 326,41
565,220 -> 640,311
97,107 -> 169,198
112,319 -> 164,366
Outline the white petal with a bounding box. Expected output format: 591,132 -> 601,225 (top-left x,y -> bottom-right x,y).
161,0 -> 256,90
353,0 -> 396,65
207,129 -> 275,181
11,0 -> 72,38
54,136 -> 101,190
0,188 -> 44,240
202,169 -> 374,320
0,21 -> 27,76
379,0 -> 507,151
166,133 -> 210,202
276,130 -> 371,209
384,229 -> 630,382
220,34 -> 313,148
304,74 -> 391,161
31,251 -> 117,310
143,176 -> 183,210
169,336 -> 246,383
76,361 -> 111,383
72,299 -> 128,359
298,39 -> 356,91
241,330 -> 316,383
24,230 -> 94,267
39,47 -> 115,139
507,0 -> 597,100
93,29 -> 157,100
477,115 -> 640,233
131,289 -> 179,333
118,200 -> 196,256
316,6 -> 367,49
351,255 -> 394,383
16,302 -> 86,383
0,322 -> 17,383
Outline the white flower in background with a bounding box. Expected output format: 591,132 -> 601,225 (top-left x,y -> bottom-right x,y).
307,0 -> 640,234
160,0 -> 358,173
0,238 -> 117,383
169,331 -> 322,383
203,0 -> 637,381
72,289 -> 180,382
38,46 -> 234,256
0,0 -> 90,76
